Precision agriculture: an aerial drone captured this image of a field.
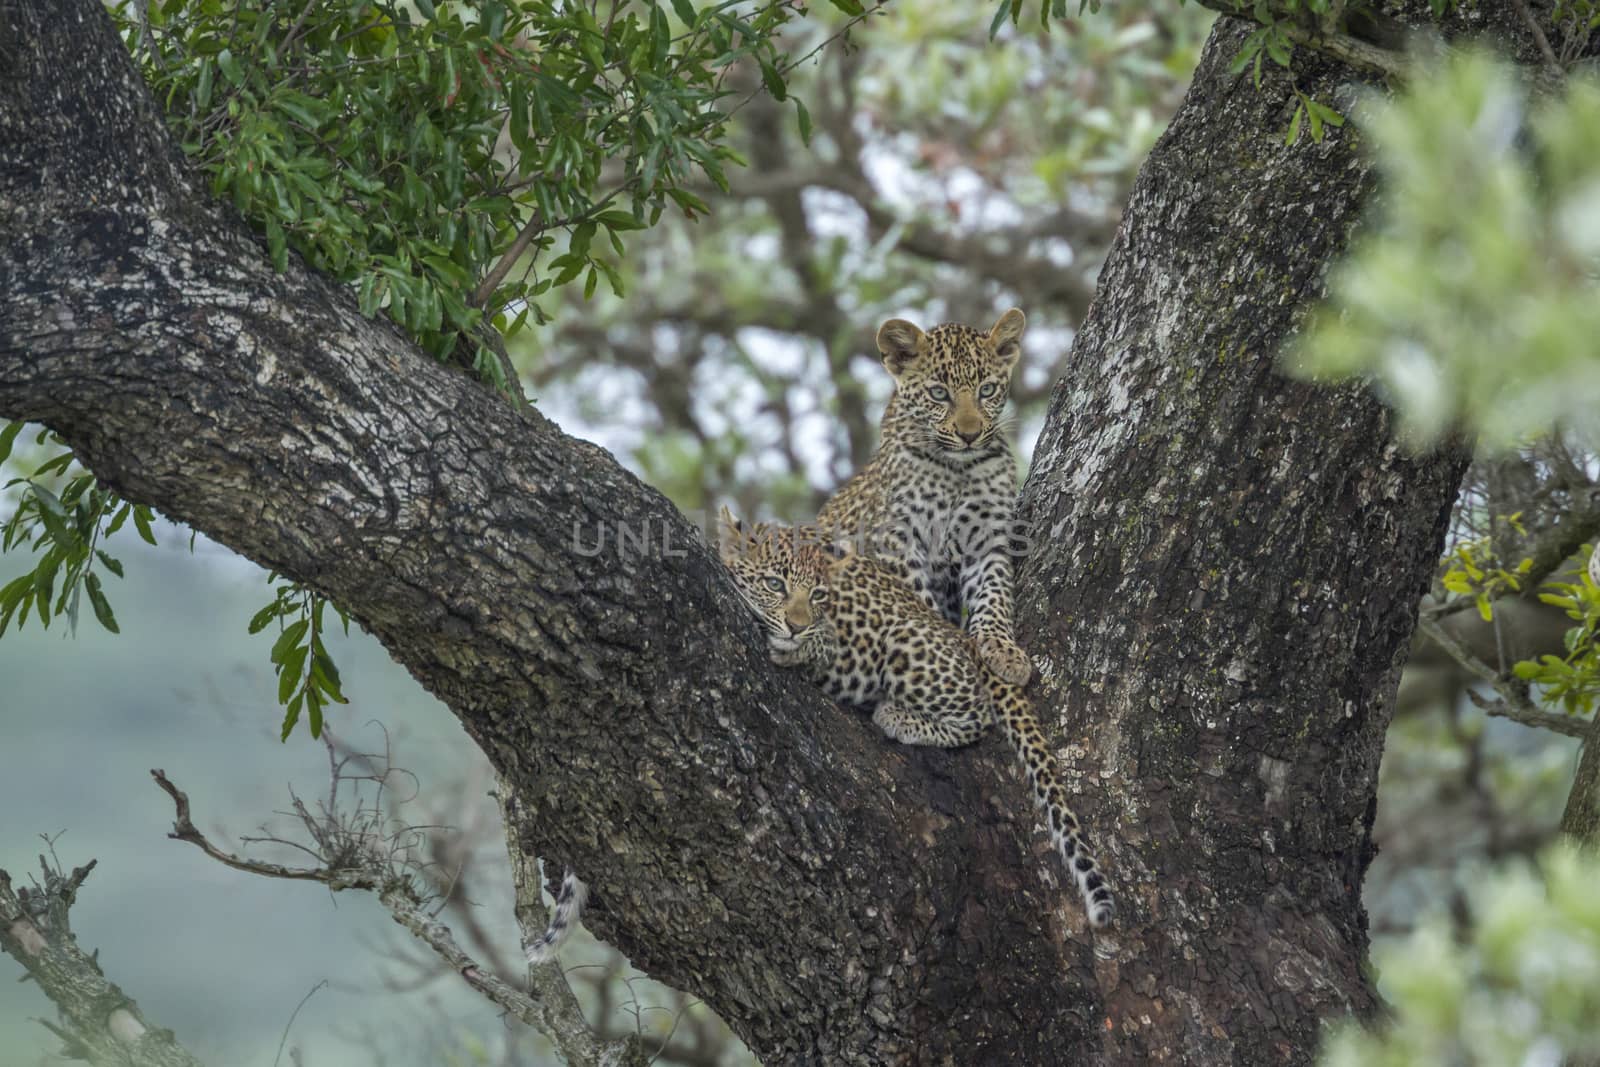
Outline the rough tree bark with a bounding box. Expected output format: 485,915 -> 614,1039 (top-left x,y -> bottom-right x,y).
1013,30 -> 1471,1060
1,2 -> 1562,1064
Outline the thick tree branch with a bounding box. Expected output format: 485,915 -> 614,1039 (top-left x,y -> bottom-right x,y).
1013,23 -> 1472,1059
1561,712 -> 1600,842
1,6 -> 1104,1063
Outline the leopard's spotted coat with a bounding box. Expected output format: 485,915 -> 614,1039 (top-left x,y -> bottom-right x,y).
817,308 -> 1033,688
719,512 -> 1115,929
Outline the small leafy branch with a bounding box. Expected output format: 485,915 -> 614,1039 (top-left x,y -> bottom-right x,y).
112,0 -> 804,382
1438,514 -> 1536,623
1513,552 -> 1600,718
250,578 -> 351,741
0,423 -> 156,638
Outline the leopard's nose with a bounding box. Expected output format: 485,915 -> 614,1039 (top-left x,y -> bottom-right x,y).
957,428 -> 980,444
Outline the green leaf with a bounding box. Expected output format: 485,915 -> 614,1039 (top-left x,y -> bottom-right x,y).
759,57 -> 786,102
311,649 -> 347,702
85,572 -> 119,634
265,217 -> 288,273
133,506 -> 158,546
271,618 -> 310,664
217,48 -> 243,87
95,550 -> 124,579
0,573 -> 31,609
195,60 -> 213,111
278,644 -> 308,703
829,0 -> 866,13
596,209 -> 643,231
989,0 -> 1012,38
280,692 -> 304,742
795,97 -> 812,146
248,601 -> 281,634
671,0 -> 698,26
1286,103 -> 1303,146
0,420 -> 21,468
31,485 -> 74,547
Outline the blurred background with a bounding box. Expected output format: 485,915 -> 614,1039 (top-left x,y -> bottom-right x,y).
5,0 -> 1596,1063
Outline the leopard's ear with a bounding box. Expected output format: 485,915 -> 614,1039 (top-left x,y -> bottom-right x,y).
987,307 -> 1025,370
877,318 -> 926,380
717,506 -> 747,559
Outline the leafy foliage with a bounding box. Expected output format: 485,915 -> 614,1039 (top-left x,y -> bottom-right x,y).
1321,844 -> 1600,1066
1513,555 -> 1600,717
1438,514 -> 1536,622
249,578 -> 352,740
114,0 -> 796,376
0,425 -> 153,639
1293,54 -> 1600,447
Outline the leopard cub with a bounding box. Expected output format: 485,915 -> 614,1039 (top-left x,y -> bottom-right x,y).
719,510 -> 1114,928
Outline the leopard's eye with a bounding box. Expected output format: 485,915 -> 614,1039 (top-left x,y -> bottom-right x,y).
764,576 -> 786,592
928,385 -> 951,403
978,382 -> 999,399
810,587 -> 829,604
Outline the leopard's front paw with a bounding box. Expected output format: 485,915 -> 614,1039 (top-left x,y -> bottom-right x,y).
871,701 -> 909,742
979,636 -> 1032,686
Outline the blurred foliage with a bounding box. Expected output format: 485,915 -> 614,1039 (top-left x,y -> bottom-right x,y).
1293,53 -> 1600,448
515,0 -> 1213,517
1323,844 -> 1600,1066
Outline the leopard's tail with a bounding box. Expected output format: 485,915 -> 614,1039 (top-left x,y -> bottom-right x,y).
986,676 -> 1115,929
524,869 -> 587,965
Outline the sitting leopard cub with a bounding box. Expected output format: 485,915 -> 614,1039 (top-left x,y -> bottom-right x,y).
719,509 -> 1114,929
817,308 -> 1034,687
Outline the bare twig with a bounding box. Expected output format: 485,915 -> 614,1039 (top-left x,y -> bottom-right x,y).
151,757 -> 647,1067
274,979 -> 329,1067
1510,0 -> 1564,79
1465,687 -> 1591,739
471,210 -> 548,309
153,768 -> 380,889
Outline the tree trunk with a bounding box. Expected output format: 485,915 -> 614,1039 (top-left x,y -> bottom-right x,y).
1561,718 -> 1600,843
8,3 -> 1560,1065
1014,27 -> 1474,1059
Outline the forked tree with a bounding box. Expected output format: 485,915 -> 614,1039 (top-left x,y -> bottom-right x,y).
0,1 -> 1575,1063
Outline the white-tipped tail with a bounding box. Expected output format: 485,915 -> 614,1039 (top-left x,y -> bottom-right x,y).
524,870 -> 587,965
988,675 -> 1116,929
1054,825 -> 1115,929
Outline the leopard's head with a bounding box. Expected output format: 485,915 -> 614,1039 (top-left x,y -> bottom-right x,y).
717,508 -> 835,644
877,308 -> 1024,453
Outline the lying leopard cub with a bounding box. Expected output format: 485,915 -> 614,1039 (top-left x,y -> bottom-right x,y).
719,509 -> 1114,929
